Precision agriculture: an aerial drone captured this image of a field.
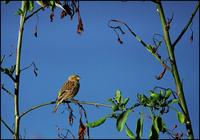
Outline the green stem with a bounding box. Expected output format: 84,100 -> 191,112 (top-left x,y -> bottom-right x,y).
156,2 -> 194,139
108,19 -> 171,71
14,1 -> 27,139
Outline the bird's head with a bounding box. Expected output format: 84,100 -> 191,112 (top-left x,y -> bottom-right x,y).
68,74 -> 80,82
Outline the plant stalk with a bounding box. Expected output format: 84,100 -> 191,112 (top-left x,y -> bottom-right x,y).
19,100 -> 112,118
13,1 -> 27,139
156,2 -> 194,139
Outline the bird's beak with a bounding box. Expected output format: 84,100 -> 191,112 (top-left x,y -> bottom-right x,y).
77,76 -> 80,80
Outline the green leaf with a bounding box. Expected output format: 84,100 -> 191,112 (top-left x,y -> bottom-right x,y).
86,116 -> 107,128
114,89 -> 122,104
177,112 -> 186,124
149,125 -> 158,140
153,116 -> 163,133
116,109 -> 131,131
164,89 -> 172,100
150,92 -> 160,101
137,94 -> 148,105
136,117 -> 143,139
161,121 -> 167,133
126,125 -> 136,139
107,98 -> 115,105
160,90 -> 164,96
16,9 -> 24,16
28,1 -> 34,12
49,0 -> 55,6
107,98 -> 113,102
122,98 -> 129,106
49,0 -> 55,11
167,99 -> 179,105
148,90 -> 160,101
146,44 -> 153,53
112,105 -> 119,112
36,1 -> 46,7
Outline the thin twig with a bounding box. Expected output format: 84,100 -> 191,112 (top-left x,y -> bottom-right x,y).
20,62 -> 38,76
66,103 -> 75,126
19,101 -> 56,118
1,84 -> 14,97
65,129 -> 76,139
76,100 -> 112,108
108,19 -> 171,71
172,1 -> 199,48
1,55 -> 5,64
19,100 -> 112,118
153,33 -> 164,49
20,63 -> 33,72
57,127 -> 75,139
25,7 -> 44,22
1,118 -> 14,135
153,86 -> 177,95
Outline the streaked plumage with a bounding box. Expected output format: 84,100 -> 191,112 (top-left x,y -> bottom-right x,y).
53,74 -> 80,112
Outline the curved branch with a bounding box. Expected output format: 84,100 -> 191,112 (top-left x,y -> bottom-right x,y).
108,19 -> 171,71
1,84 -> 14,97
19,100 -> 112,118
172,1 -> 199,48
1,117 -> 14,135
19,101 -> 56,118
25,7 -> 44,22
108,19 -> 147,47
20,63 -> 33,72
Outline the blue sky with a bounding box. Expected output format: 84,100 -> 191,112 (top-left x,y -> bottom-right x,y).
1,1 -> 199,139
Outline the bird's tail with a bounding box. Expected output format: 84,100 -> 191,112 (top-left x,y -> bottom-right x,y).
53,102 -> 59,113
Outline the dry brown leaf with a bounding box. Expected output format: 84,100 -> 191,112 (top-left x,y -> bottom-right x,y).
76,9 -> 84,34
78,118 -> 86,139
155,66 -> 167,80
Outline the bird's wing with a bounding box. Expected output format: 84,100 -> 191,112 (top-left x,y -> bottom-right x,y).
57,80 -> 76,101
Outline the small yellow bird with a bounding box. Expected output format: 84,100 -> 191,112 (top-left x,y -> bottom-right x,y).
53,74 -> 80,112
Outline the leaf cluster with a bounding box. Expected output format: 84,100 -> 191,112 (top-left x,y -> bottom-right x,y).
137,89 -> 178,115
86,88 -> 184,139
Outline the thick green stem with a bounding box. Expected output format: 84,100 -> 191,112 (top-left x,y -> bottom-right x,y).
13,1 -> 27,139
156,2 -> 194,139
